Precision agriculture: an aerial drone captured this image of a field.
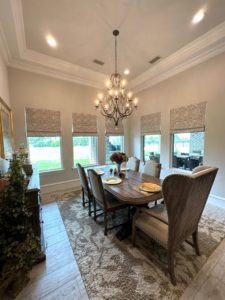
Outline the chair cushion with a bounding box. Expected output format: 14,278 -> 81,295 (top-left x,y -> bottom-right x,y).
134,207 -> 168,248
104,191 -> 128,210
145,203 -> 168,224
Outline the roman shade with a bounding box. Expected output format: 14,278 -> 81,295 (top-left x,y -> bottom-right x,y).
141,112 -> 161,135
72,113 -> 97,136
170,102 -> 206,133
25,107 -> 61,137
105,118 -> 124,135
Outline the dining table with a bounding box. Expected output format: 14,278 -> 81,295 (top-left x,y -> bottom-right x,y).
86,164 -> 163,205
85,164 -> 163,239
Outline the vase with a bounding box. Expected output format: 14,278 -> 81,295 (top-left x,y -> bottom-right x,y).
117,163 -> 122,173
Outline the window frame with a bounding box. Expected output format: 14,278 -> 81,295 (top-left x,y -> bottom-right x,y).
27,136 -> 64,174
72,135 -> 98,168
105,135 -> 124,164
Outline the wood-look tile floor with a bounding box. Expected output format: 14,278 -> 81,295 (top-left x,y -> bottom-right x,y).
181,197 -> 225,300
16,202 -> 89,300
16,197 -> 225,300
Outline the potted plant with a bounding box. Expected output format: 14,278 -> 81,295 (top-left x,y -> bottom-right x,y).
0,156 -> 39,298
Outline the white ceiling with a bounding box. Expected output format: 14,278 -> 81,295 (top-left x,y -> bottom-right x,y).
21,0 -> 225,78
0,0 -> 225,90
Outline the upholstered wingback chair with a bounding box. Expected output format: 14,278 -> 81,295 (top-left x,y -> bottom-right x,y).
143,160 -> 161,178
132,167 -> 218,285
127,157 -> 140,172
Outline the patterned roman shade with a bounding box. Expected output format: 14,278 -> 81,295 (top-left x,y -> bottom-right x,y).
72,113 -> 97,136
141,112 -> 161,135
25,107 -> 61,137
170,102 -> 206,133
105,118 -> 124,135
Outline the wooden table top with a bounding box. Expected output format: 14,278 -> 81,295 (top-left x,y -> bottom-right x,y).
87,165 -> 163,205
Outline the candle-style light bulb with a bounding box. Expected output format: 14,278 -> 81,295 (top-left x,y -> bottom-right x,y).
127,92 -> 132,99
98,93 -> 103,100
105,80 -> 111,88
121,79 -> 127,87
134,98 -> 138,107
95,99 -> 99,108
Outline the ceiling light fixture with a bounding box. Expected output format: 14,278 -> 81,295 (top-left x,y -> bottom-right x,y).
46,35 -> 57,48
94,30 -> 138,128
124,69 -> 130,75
192,9 -> 205,24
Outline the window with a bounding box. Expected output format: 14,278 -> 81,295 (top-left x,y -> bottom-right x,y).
28,137 -> 62,172
172,132 -> 204,170
105,136 -> 124,164
143,134 -> 161,162
73,136 -> 98,167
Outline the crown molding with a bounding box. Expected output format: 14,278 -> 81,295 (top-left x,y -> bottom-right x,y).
130,21 -> 225,93
2,0 -> 225,92
9,57 -> 105,89
9,0 -> 106,89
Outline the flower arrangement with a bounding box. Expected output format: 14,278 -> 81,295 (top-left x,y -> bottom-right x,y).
110,152 -> 127,164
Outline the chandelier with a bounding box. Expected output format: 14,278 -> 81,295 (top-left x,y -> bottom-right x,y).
95,29 -> 138,127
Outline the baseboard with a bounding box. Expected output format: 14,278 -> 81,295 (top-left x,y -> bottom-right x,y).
41,178 -> 81,194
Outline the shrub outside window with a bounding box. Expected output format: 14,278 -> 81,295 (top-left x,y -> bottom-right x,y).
73,136 -> 98,167
105,136 -> 124,164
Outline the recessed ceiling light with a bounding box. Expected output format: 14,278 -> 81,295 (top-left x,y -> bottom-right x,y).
46,35 -> 57,48
124,69 -> 130,75
192,9 -> 205,24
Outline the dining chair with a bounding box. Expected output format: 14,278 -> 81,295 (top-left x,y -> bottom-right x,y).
143,160 -> 161,178
76,163 -> 93,216
88,169 -> 130,235
192,165 -> 210,174
132,166 -> 218,285
127,157 -> 140,172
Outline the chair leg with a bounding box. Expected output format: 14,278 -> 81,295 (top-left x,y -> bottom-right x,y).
192,230 -> 200,256
132,224 -> 136,246
93,200 -> 97,221
128,206 -> 131,220
82,188 -> 85,207
168,249 -> 176,285
88,198 -> 92,217
104,211 -> 108,236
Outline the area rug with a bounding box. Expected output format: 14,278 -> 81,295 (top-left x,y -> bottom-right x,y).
58,192 -> 225,300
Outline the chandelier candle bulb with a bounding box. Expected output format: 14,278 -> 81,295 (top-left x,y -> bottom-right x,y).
94,29 -> 139,126
127,92 -> 132,99
106,80 -> 111,88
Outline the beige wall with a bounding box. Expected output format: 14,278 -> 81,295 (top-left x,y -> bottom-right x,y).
0,52 -> 10,106
130,51 -> 225,198
8,68 -> 129,186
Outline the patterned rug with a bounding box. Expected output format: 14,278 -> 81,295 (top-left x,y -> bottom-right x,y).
58,191 -> 225,300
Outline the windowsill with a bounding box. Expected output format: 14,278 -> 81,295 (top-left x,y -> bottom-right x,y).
40,168 -> 65,175
73,164 -> 99,170
166,167 -> 191,174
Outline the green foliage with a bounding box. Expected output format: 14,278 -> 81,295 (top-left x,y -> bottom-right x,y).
28,137 -> 60,147
0,157 -> 39,282
73,137 -> 89,146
